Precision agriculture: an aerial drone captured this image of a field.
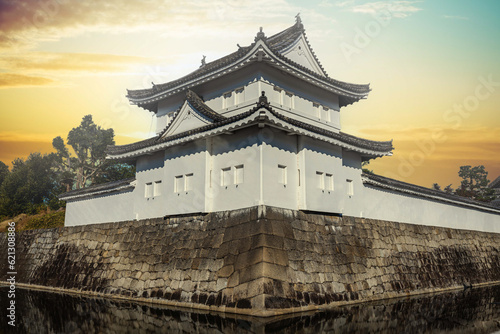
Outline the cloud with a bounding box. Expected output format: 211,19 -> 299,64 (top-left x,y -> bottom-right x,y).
318,0 -> 335,8
0,52 -> 149,73
334,0 -> 356,7
357,125 -> 500,162
350,1 -> 422,18
443,15 -> 469,21
0,73 -> 54,88
0,0 -> 304,50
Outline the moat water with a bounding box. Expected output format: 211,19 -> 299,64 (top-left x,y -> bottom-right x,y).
1,285 -> 500,333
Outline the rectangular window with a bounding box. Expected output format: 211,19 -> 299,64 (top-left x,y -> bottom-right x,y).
223,92 -> 233,108
274,86 -> 283,105
347,179 -> 354,196
145,182 -> 153,198
221,167 -> 231,186
174,175 -> 183,193
322,106 -> 331,122
154,181 -> 162,196
278,165 -> 287,185
234,88 -> 244,105
234,165 -> 244,185
185,173 -> 193,191
284,91 -> 294,108
298,169 -> 301,187
325,174 -> 333,191
313,103 -> 320,118
316,171 -> 324,189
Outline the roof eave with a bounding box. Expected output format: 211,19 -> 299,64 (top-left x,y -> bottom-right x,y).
127,40 -> 369,108
107,104 -> 392,161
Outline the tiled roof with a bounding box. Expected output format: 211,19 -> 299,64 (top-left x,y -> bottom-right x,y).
363,173 -> 500,213
185,90 -> 226,122
59,178 -> 135,201
155,89 -> 227,144
154,90 -> 226,140
489,176 -> 500,189
106,107 -> 257,157
107,98 -> 392,158
268,109 -> 393,153
127,17 -> 369,111
127,46 -> 251,101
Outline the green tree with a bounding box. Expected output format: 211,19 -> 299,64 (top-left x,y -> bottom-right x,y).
53,115 -> 114,189
432,183 -> 454,194
443,184 -> 454,194
51,136 -> 75,192
0,153 -> 58,216
0,161 -> 9,187
53,115 -> 135,190
455,165 -> 496,202
93,162 -> 135,185
361,160 -> 373,174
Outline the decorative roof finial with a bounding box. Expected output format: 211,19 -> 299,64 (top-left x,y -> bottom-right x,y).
295,13 -> 301,24
258,91 -> 269,107
254,26 -> 267,42
152,82 -> 157,92
295,13 -> 304,30
200,55 -> 206,68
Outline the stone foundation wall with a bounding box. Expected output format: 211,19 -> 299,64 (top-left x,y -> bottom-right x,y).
1,205 -> 500,316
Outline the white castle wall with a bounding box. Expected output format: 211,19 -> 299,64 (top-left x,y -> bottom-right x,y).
64,189 -> 134,226
64,131 -> 500,233
207,129 -> 261,212
348,185 -> 500,233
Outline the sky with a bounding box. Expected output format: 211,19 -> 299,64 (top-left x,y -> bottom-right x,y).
0,0 -> 499,189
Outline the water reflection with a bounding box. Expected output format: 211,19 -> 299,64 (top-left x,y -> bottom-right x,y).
1,285 -> 500,333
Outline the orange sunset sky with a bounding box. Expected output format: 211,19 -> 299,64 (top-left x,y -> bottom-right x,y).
0,0 -> 499,190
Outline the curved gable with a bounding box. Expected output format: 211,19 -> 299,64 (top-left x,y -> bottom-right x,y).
279,34 -> 326,77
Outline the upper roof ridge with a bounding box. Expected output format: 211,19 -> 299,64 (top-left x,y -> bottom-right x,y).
127,17 -> 370,111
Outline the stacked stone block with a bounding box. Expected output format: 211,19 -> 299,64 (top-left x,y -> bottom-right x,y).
1,205 -> 499,316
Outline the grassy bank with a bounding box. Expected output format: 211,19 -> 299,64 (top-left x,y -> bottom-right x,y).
0,210 -> 65,232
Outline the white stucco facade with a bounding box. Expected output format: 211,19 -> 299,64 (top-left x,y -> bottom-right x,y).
61,18 -> 500,233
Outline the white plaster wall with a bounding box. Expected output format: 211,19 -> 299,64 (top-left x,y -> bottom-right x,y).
301,136 -> 343,213
355,185 -> 500,233
64,190 -> 134,226
340,150 -> 364,215
162,140 -> 207,215
258,79 -> 341,131
174,70 -> 341,132
209,128 -> 261,212
261,129 -> 299,210
64,127 -> 500,233
134,151 -> 166,219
